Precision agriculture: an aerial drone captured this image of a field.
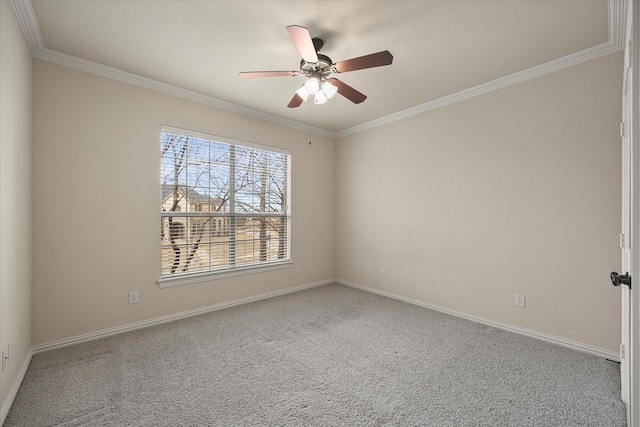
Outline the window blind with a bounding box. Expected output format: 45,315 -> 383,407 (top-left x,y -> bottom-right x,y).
160,126 -> 291,282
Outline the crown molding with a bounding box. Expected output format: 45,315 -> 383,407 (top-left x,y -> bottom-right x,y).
10,0 -> 42,56
12,0 -> 625,140
609,0 -> 626,49
34,46 -> 336,139
335,41 -> 621,138
10,0 -> 335,139
337,0 -> 627,138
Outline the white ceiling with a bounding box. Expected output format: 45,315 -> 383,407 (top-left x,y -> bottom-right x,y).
16,1 -> 620,135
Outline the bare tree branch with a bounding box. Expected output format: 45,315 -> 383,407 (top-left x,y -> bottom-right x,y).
161,132 -> 288,274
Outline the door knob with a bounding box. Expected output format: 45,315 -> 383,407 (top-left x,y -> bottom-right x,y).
610,271 -> 632,289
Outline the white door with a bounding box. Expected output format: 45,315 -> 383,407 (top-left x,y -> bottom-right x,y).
619,2 -> 638,425
629,0 -> 639,422
620,35 -> 631,404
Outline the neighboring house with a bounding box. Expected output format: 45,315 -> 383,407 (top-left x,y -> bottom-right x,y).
161,184 -> 227,241
161,183 -> 286,274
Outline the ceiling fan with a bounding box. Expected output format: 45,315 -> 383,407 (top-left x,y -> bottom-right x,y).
239,25 -> 393,108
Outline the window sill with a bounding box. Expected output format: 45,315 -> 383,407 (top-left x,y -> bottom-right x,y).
157,261 -> 293,288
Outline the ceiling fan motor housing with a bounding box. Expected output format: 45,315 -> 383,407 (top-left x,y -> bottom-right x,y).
300,53 -> 333,77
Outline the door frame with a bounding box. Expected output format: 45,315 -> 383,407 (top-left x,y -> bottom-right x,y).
624,0 -> 639,425
621,0 -> 633,406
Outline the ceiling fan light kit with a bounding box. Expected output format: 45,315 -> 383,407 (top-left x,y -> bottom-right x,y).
295,78 -> 337,104
239,25 -> 393,108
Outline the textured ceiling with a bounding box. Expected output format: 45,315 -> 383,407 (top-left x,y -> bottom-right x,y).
28,0 -> 610,133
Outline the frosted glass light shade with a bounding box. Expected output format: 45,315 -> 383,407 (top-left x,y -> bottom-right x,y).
295,86 -> 309,101
304,78 -> 320,95
314,90 -> 328,104
322,81 -> 338,99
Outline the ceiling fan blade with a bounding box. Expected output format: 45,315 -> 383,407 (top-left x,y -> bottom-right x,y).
333,50 -> 393,73
327,78 -> 367,104
287,93 -> 304,108
286,25 -> 319,63
239,71 -> 297,78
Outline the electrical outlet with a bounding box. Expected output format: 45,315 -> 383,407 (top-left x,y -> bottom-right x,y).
515,294 -> 526,308
364,265 -> 370,274
295,265 -> 301,274
380,268 -> 385,277
129,291 -> 139,305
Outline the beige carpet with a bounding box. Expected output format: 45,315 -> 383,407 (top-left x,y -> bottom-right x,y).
5,283 -> 626,426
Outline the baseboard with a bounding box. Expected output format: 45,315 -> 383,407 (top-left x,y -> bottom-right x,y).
336,279 -> 620,362
33,279 -> 333,354
1,347 -> 33,426
35,278 -> 618,360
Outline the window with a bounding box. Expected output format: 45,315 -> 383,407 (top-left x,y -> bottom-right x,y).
159,126 -> 291,287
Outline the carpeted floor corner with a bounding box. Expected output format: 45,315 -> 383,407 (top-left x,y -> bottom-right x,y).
4,283 -> 627,426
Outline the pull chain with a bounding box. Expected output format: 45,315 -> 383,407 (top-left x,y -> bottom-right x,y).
308,101 -> 312,145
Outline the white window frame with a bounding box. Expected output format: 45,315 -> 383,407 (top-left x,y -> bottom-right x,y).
158,126 -> 292,288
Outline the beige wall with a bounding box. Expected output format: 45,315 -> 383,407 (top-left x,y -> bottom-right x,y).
32,60 -> 335,345
0,0 -> 33,413
17,24 -> 628,360
0,5 -> 627,415
336,53 -> 623,353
